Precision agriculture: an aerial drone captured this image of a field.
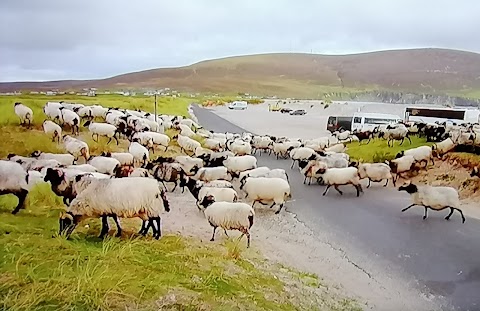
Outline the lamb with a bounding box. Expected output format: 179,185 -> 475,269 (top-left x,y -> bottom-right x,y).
0,160 -> 29,214
201,195 -> 255,247
144,162 -> 186,192
100,152 -> 134,166
14,102 -> 33,127
240,177 -> 291,214
175,155 -> 204,175
387,155 -> 416,185
129,140 -> 149,167
289,147 -> 318,168
174,134 -> 201,155
43,120 -> 62,143
192,166 -> 231,182
385,124 -> 411,147
396,146 -> 434,168
59,175 -> 170,239
30,151 -> 75,166
63,135 -> 89,162
59,108 -> 80,135
223,155 -> 257,178
432,138 -> 456,158
398,181 -> 465,223
317,167 -> 363,197
83,121 -> 119,145
183,177 -> 238,210
357,163 -> 393,188
88,156 -> 121,175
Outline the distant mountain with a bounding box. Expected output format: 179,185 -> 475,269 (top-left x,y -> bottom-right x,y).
2,48 -> 480,98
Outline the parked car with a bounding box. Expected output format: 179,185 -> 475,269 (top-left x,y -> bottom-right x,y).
290,109 -> 306,115
280,108 -> 293,113
228,101 -> 248,110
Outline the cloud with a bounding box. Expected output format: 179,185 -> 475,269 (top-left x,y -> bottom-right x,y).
1,0 -> 479,81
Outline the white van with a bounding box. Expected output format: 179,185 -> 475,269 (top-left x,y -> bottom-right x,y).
351,112 -> 402,131
228,101 -> 248,110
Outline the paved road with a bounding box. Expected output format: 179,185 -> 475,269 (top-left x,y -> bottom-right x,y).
193,106 -> 480,311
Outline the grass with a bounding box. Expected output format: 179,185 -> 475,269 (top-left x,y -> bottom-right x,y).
0,94 -> 360,310
346,136 -> 434,163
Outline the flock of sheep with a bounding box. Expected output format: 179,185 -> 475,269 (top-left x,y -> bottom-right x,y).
1,101 -> 476,249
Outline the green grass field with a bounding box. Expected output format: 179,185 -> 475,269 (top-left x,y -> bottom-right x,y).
0,94 -> 359,311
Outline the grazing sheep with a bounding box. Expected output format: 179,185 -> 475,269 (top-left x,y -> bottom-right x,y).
388,155 -> 416,185
396,146 -> 434,168
59,175 -> 170,239
14,102 -> 33,126
357,163 -> 393,188
100,152 -> 134,166
43,102 -> 62,121
398,181 -> 465,223
59,108 -> 80,135
201,195 -> 255,247
63,135 -> 89,162
317,167 -> 363,197
240,177 -> 291,214
43,120 -> 62,143
75,106 -> 93,120
83,121 -> 119,145
29,159 -> 63,171
385,124 -> 411,147
0,160 -> 29,214
223,155 -> 257,178
30,151 -> 75,166
129,140 -> 149,167
90,105 -> 109,119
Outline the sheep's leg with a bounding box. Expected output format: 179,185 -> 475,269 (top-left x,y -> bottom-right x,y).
171,181 -> 177,192
399,138 -> 405,146
139,220 -> 148,235
110,214 -> 122,237
384,179 -> 389,187
430,157 -> 435,166
275,203 -> 284,214
99,216 -> 110,238
155,217 -> 161,239
445,207 -> 454,221
11,189 -> 28,215
367,178 -> 372,188
210,226 -> 217,241
114,135 -> 119,145
423,206 -> 429,220
322,185 -> 331,196
106,137 -> 112,145
333,185 -> 343,195
354,184 -> 362,197
406,136 -> 412,144
401,204 -> 416,212
290,160 -> 295,169
446,207 -> 466,223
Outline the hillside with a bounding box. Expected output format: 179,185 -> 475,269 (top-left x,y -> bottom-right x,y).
2,48 -> 480,98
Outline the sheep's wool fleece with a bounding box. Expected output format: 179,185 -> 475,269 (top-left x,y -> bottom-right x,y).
411,186 -> 460,210
0,160 -> 27,191
69,177 -> 165,219
204,202 -> 254,230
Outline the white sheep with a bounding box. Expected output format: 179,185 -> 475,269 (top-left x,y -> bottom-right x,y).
398,181 -> 465,223
0,160 -> 29,214
176,123 -> 196,137
129,140 -> 150,167
257,168 -> 289,182
396,146 -> 434,168
201,195 -> 255,247
240,177 -> 291,214
43,102 -> 62,121
357,163 -> 393,188
432,138 -> 456,158
30,151 -> 75,166
14,102 -> 33,126
29,159 -> 63,171
333,130 -> 351,141
174,134 -> 201,155
90,105 -> 109,119
75,106 -> 93,119
238,167 -> 271,183
223,155 -> 257,178
83,121 -> 119,145
100,152 -> 134,166
142,132 -> 170,151
227,140 -> 252,156
251,136 -> 273,154
193,166 -> 231,182
59,176 -> 170,239
175,155 -> 204,175
88,156 -> 121,175
289,147 -> 318,168
195,146 -> 213,158
67,164 -> 98,173
385,124 -> 411,147
202,180 -> 234,189
388,155 -> 416,185
204,138 -> 222,151
63,135 -> 90,162
43,120 -> 62,143
197,187 -> 238,210
59,108 -> 80,135
317,167 -> 363,197
325,143 -> 346,153
26,170 -> 45,190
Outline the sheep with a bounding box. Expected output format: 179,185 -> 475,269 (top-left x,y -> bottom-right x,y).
240,177 -> 291,214
200,151 -> 232,168
28,159 -> 63,171
396,146 -> 434,168
26,170 -> 45,189
357,163 -> 393,188
272,142 -> 291,159
0,160 -> 29,214
7,154 -> 36,171
298,160 -> 327,185
387,155 -> 416,185
75,106 -> 93,120
175,123 -> 196,137
238,167 -> 271,185
63,135 -> 89,162
223,155 -> 257,178
202,180 -> 234,189
201,195 -> 254,247
144,162 -> 186,192
432,138 -> 456,158
183,177 -> 238,210
83,121 -> 119,145
471,167 -> 480,178
195,146 -> 213,158
325,143 -> 346,153
174,134 -> 201,155
59,108 -> 80,135
142,132 -> 170,151
59,175 -> 170,239
251,136 -> 273,154
257,168 -> 289,182
90,105 -> 109,119
129,140 -> 149,167
13,102 -> 33,127
30,151 -> 75,166
43,120 -> 62,143
317,167 -> 363,197
175,155 -> 204,175
317,153 -> 349,169
43,102 -> 62,121
67,164 -> 98,173
385,124 -> 411,147
289,147 -> 318,168
100,152 -> 134,166
204,138 -> 222,151
192,166 -> 231,182
398,181 -> 465,223
332,130 -> 351,141
88,156 -> 121,175
227,140 -> 252,156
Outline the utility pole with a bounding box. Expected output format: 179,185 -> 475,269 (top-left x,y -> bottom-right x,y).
154,92 -> 157,122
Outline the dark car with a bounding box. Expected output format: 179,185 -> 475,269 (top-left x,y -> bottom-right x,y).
290,109 -> 306,115
280,108 -> 293,113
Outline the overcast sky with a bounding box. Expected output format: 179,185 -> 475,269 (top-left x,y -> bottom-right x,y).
1,0 -> 478,82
